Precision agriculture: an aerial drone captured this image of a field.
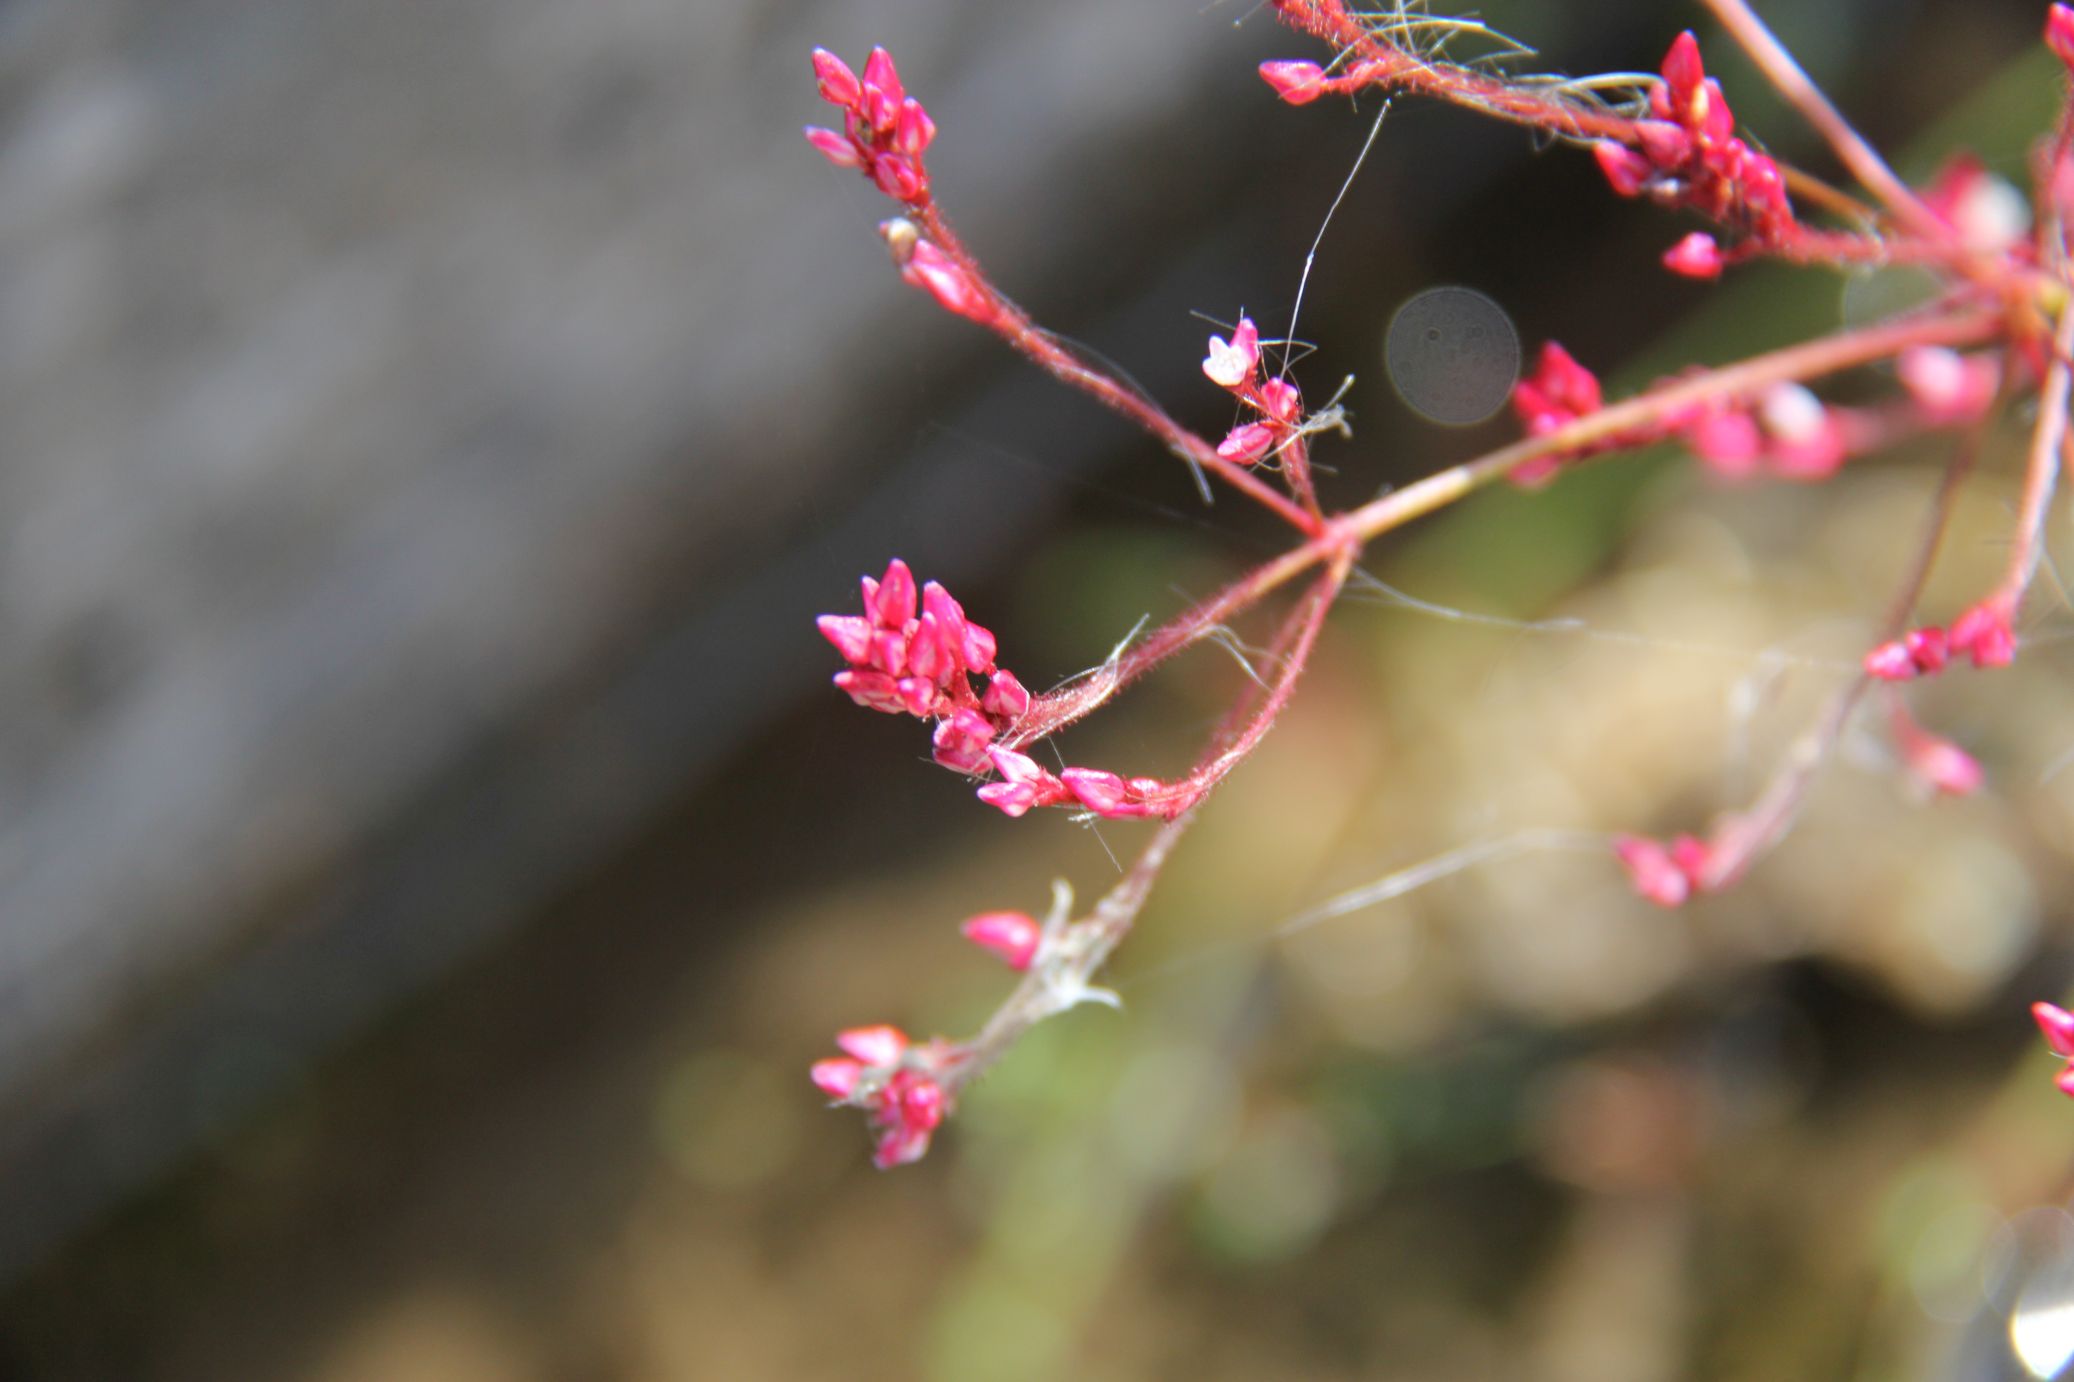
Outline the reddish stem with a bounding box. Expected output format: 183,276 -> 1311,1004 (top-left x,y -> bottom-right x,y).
1995,291 -> 2074,606
905,203 -> 1322,534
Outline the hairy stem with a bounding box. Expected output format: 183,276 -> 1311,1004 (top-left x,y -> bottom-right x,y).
905,203 -> 1322,534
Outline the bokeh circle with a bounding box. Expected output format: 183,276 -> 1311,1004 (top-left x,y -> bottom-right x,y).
1385,286 -> 1521,426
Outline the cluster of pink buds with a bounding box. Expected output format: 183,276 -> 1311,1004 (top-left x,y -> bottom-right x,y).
1510,342 -> 1673,486
1202,317 -> 1305,466
809,909 -> 1050,1168
975,747 -> 1180,821
1514,342 -> 1893,487
1920,155 -> 2033,254
817,558 -> 1032,770
804,47 -> 936,203
819,562 -> 1178,819
1680,382 -> 1859,482
811,1024 -> 950,1168
1864,595 -> 2018,680
1894,346 -> 2001,426
1612,832 -> 1715,909
2034,1002 -> 2074,1097
1594,32 -> 1795,267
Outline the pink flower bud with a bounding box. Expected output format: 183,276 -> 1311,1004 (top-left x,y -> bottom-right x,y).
872,152 -> 923,201
1203,318 -> 1261,389
1522,341 -> 1602,417
1922,156 -> 2030,251
961,620 -> 998,676
932,708 -> 996,773
906,614 -> 949,682
803,125 -> 861,169
811,48 -> 863,108
817,614 -> 873,664
894,98 -> 937,157
1903,734 -> 1983,797
899,240 -> 994,322
1614,834 -> 1691,908
1758,383 -> 1825,445
1217,422 -> 1277,465
2035,1001 -> 2074,1059
865,559 -> 917,628
1258,59 -> 1329,104
982,669 -> 1031,719
919,581 -> 967,649
1661,31 -> 1706,110
871,1070 -> 945,1168
1061,766 -> 1131,816
1634,120 -> 1693,169
1863,640 -> 1918,681
1257,377 -> 1301,423
861,89 -> 898,138
2049,5 -> 2074,71
811,1057 -> 865,1100
1897,346 -> 1998,424
2055,1066 -> 2074,1098
1742,157 -> 1793,239
868,627 -> 908,674
894,675 -> 939,717
1687,408 -> 1762,479
1904,626 -> 1949,675
1593,141 -> 1653,197
836,1023 -> 910,1067
961,910 -> 1042,970
1668,834 -> 1711,886
863,47 -> 906,109
835,668 -> 907,714
1698,79 -> 1735,145
1662,232 -> 1723,279
1949,599 -> 2017,668
978,747 -> 1068,817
